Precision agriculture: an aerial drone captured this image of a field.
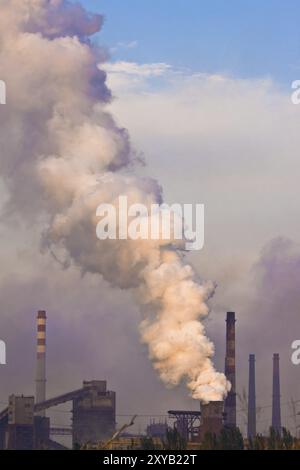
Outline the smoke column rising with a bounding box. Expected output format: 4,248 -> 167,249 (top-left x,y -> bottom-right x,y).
0,0 -> 229,402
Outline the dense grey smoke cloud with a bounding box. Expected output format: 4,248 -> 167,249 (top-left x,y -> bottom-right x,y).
249,237 -> 300,340
0,0 -> 229,402
0,0 -> 103,39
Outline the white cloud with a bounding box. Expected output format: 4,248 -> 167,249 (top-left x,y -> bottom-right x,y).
104,61 -> 171,76
102,61 -> 172,91
116,40 -> 138,49
110,40 -> 139,54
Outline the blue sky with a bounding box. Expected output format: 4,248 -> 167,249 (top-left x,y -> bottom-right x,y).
82,0 -> 300,86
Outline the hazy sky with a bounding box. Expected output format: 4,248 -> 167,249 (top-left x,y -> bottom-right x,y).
1,0 -> 300,439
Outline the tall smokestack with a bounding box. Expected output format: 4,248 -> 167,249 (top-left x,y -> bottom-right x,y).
224,311 -> 236,428
36,310 -> 46,416
247,354 -> 256,439
272,353 -> 281,434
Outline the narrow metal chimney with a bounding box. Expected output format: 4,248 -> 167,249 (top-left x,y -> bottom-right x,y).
224,311 -> 236,427
247,354 -> 256,439
272,353 -> 281,434
36,310 -> 46,415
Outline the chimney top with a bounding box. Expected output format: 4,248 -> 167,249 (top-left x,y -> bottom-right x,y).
226,311 -> 235,323
37,310 -> 46,319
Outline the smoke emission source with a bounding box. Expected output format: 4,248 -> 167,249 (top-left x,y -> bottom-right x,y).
0,0 -> 230,403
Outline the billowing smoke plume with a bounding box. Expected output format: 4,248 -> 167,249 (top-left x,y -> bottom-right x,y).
0,0 -> 229,402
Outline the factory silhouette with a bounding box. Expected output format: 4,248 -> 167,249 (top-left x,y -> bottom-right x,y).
0,311 -> 283,450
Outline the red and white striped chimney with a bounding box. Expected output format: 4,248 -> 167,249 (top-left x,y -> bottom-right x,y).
36,310 -> 46,415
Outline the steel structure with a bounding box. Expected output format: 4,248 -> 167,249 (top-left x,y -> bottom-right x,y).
168,410 -> 201,441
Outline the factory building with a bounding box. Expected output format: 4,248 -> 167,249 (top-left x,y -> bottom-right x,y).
6,395 -> 35,450
72,380 -> 116,446
0,383 -> 116,449
0,307 -> 286,449
0,310 -> 116,450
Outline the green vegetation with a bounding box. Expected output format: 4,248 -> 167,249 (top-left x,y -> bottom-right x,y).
162,429 -> 187,450
248,427 -> 297,450
80,425 -> 300,451
201,427 -> 244,450
140,436 -> 159,450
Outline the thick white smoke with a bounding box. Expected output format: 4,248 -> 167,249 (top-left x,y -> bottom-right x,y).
0,0 -> 230,402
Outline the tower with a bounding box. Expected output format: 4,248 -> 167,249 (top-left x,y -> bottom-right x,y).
224,311 -> 236,427
272,353 -> 281,434
247,354 -> 256,439
35,310 -> 46,416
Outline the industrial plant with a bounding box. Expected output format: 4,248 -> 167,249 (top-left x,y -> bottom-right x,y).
0,311 -> 116,450
0,310 -> 287,450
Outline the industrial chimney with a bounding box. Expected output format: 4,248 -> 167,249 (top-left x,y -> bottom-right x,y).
224,311 -> 236,428
35,310 -> 46,416
247,354 -> 256,439
199,401 -> 224,440
272,353 -> 281,435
